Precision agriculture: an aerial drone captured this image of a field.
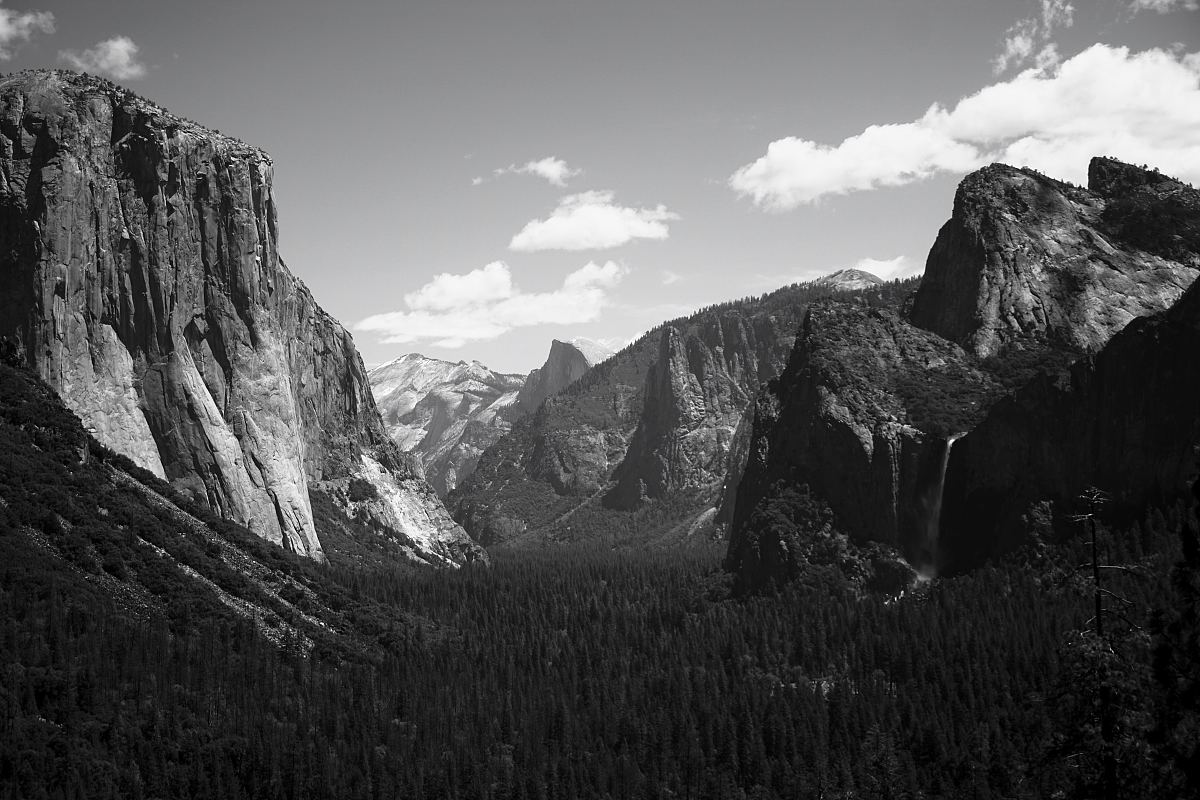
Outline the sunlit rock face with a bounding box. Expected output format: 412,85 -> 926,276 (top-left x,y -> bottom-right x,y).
604,313 -> 782,510
369,354 -> 524,496
910,159 -> 1197,359
0,69 -> 483,565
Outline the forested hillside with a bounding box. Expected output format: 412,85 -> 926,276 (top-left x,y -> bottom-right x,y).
3,351 -> 1197,798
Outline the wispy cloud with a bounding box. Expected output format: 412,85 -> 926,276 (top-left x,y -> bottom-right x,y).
510,190 -> 680,251
60,35 -> 147,80
730,44 -> 1200,210
660,270 -> 683,285
484,156 -> 582,187
1129,0 -> 1198,12
0,3 -> 54,60
854,256 -> 921,280
355,260 -> 628,348
994,0 -> 1074,75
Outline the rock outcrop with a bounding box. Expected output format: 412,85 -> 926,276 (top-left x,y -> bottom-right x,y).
726,157 -> 1200,590
910,160 -> 1197,359
723,302 -> 997,591
939,276 -> 1200,573
0,70 -> 483,565
604,312 -> 781,509
369,354 -> 524,496
508,337 -> 612,419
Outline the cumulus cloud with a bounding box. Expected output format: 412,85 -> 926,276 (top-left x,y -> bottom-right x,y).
1130,0 -> 1198,11
0,4 -> 54,60
994,0 -> 1074,74
487,156 -> 582,187
60,36 -> 147,80
355,261 -> 628,348
855,256 -> 922,280
510,190 -> 680,251
730,44 -> 1200,210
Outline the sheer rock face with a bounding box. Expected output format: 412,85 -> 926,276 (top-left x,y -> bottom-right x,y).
725,158 -> 1200,590
0,70 -> 483,565
369,354 -> 524,496
509,338 -> 611,418
604,312 -> 779,509
910,160 -> 1197,359
940,278 -> 1200,573
450,287 -> 814,548
723,304 -> 994,591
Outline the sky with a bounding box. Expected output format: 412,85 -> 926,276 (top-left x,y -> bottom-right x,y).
0,0 -> 1198,373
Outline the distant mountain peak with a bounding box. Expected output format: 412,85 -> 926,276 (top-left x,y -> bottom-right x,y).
814,268 -> 884,291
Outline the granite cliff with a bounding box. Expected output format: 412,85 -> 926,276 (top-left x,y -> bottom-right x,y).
449,280 -> 904,548
726,158 -> 1200,590
939,267 -> 1200,574
369,354 -> 524,496
910,159 -> 1196,359
0,70 -> 483,566
723,301 -> 997,591
507,337 -> 612,419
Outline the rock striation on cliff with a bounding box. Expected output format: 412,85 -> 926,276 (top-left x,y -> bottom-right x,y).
0,70 -> 483,565
726,157 -> 1200,590
369,354 -> 524,496
604,312 -> 783,509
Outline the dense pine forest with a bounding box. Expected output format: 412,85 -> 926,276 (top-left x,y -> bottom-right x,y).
3,362 -> 1198,800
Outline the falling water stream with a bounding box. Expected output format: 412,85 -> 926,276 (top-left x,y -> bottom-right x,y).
918,432 -> 966,579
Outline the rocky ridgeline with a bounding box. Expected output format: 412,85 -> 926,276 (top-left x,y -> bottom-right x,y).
726,158 -> 1200,591
0,70 -> 483,566
369,354 -> 525,496
448,279 -> 899,547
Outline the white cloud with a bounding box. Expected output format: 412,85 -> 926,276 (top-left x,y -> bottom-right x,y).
489,156 -> 582,187
355,261 -> 628,348
661,270 -> 683,285
1130,0 -> 1198,12
0,4 -> 54,60
730,44 -> 1200,210
510,190 -> 680,251
471,176 -> 484,186
994,0 -> 1074,74
855,256 -> 922,280
60,36 -> 147,80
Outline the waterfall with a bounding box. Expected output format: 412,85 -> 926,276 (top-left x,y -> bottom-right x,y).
918,432 -> 965,579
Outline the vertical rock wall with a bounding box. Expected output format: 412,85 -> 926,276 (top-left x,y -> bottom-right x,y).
0,70 -> 481,564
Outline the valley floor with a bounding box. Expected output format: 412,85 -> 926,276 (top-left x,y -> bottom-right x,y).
3,506 -> 1195,799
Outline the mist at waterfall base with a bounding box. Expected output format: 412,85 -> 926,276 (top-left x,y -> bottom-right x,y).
915,433 -> 966,580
